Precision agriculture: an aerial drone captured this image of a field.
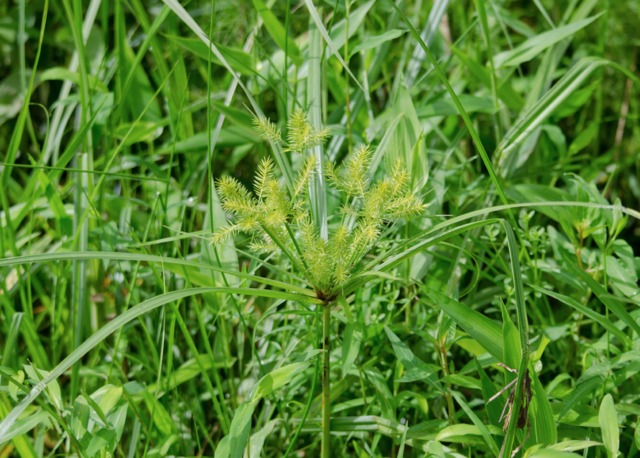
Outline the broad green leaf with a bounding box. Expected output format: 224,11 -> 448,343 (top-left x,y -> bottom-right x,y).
226,401 -> 257,458
442,374 -> 481,390
364,368 -> 395,420
606,254 -> 638,301
553,82 -> 599,119
476,361 -> 503,425
214,436 -> 230,458
530,370 -> 557,446
451,47 -> 524,111
110,403 -> 128,445
498,300 -> 520,370
494,14 -> 602,68
250,362 -> 309,401
86,429 -> 115,457
350,29 -> 407,57
39,67 -> 107,92
37,170 -> 71,235
545,440 -> 601,452
140,390 -> 175,436
417,95 -> 497,117
93,385 -> 123,418
145,354 -> 235,396
599,394 -> 619,458
23,366 -> 63,411
434,423 -> 496,442
558,374 -> 604,420
328,415 -> 407,435
81,391 -> 110,428
249,419 -> 278,458
388,75 -> 428,188
341,321 -> 363,378
424,288 -> 503,360
169,126 -> 260,151
118,32 -> 162,122
114,121 -> 163,145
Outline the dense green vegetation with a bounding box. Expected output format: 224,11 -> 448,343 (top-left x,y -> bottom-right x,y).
1,0 -> 639,456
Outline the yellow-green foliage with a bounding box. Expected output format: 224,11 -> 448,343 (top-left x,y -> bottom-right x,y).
213,112 -> 425,298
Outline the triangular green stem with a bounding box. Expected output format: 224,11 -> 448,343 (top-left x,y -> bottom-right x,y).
321,302 -> 332,458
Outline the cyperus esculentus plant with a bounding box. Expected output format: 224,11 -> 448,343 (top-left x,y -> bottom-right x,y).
213,109 -> 425,299
212,108 -> 424,456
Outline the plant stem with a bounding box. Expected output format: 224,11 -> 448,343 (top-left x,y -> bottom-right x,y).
321,302 -> 331,458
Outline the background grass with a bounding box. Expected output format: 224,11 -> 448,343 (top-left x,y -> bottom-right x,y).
0,0 -> 639,456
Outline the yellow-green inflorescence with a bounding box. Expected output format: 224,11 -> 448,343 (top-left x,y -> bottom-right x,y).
212,108 -> 425,299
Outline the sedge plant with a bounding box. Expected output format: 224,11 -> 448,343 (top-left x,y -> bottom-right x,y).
212,108 -> 425,457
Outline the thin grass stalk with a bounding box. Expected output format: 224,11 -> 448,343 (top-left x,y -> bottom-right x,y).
499,221 -> 531,456
283,310 -> 321,458
321,302 -> 331,458
71,153 -> 90,398
307,13 -> 328,241
474,0 -> 501,141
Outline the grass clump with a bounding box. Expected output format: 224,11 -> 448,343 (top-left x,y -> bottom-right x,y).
2,1 -> 640,457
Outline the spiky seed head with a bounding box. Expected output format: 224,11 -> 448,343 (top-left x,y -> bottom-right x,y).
214,109 -> 426,296
216,176 -> 255,215
211,224 -> 240,246
254,157 -> 275,200
293,155 -> 317,198
253,115 -> 282,143
343,144 -> 372,197
286,108 -> 330,153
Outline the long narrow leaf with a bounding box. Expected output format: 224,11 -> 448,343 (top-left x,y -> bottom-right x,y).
0,251 -> 317,298
301,0 -> 365,94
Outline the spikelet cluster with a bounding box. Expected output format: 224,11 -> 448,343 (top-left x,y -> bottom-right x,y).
213,113 -> 425,298
286,108 -> 331,153
213,158 -> 297,247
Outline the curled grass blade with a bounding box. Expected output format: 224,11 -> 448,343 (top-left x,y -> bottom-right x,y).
355,200 -> 640,287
